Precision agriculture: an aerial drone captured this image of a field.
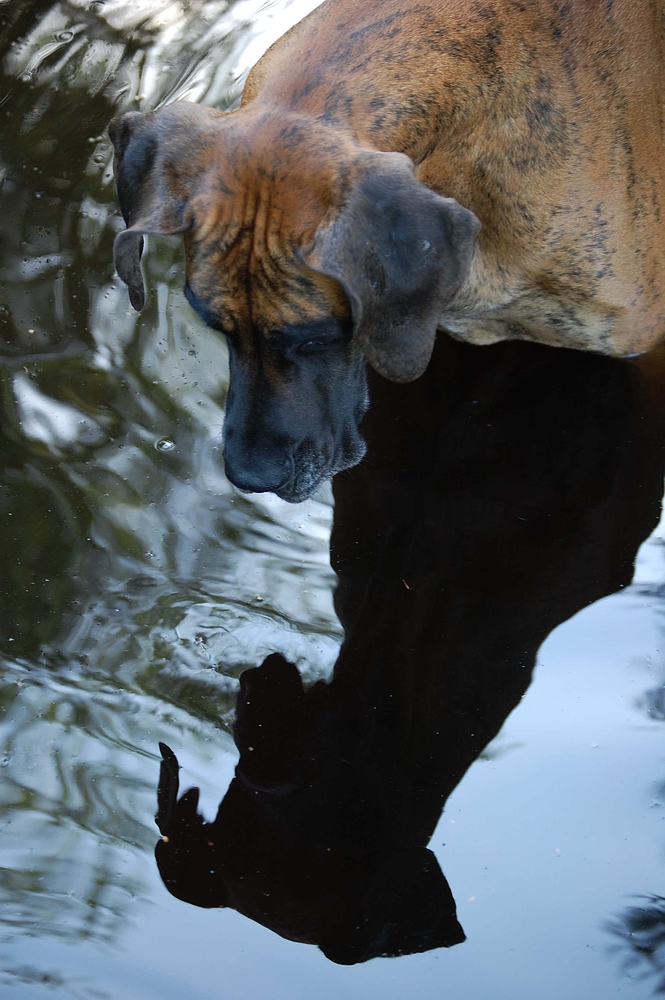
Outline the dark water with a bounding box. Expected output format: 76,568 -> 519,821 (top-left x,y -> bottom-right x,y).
2,2 -> 665,997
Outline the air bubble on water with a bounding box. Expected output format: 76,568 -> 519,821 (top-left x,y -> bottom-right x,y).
58,30 -> 74,41
155,437 -> 175,453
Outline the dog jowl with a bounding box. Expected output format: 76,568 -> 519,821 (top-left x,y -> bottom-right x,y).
108,102 -> 479,501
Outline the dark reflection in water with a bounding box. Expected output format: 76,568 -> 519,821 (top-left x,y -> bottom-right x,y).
608,682 -> 665,993
606,896 -> 665,994
153,336 -> 665,964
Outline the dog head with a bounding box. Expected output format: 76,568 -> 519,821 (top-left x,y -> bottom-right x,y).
109,102 -> 479,500
154,655 -> 465,963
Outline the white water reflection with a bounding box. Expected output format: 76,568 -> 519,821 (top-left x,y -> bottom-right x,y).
14,372 -> 106,449
4,0 -> 323,115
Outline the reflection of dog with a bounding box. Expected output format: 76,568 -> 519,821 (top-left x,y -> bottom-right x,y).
109,0 -> 665,500
153,338 -> 665,965
155,714 -> 465,966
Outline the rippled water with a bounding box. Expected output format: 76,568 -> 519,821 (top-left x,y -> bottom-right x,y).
2,2 -> 665,998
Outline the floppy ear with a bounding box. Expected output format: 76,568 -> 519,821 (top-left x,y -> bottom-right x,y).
234,655 -> 309,793
154,743 -> 229,908
303,153 -> 480,383
108,102 -> 221,310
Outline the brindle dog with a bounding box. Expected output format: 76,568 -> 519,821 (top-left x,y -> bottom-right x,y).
109,0 -> 665,502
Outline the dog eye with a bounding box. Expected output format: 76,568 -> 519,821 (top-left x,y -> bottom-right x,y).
295,336 -> 346,355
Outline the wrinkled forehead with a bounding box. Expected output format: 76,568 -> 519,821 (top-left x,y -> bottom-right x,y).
182,230 -> 350,337
175,120 -> 352,334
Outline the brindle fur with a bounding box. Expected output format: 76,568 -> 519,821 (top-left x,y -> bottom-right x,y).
109,0 -> 665,500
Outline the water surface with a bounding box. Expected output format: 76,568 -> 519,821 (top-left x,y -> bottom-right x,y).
2,3 -> 665,997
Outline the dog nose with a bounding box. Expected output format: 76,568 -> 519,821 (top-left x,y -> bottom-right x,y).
224,449 -> 293,494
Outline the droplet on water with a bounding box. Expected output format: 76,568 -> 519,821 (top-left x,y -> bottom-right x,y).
155,438 -> 175,453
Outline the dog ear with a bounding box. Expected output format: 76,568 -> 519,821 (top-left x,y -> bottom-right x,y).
108,103 -> 221,310
304,153 -> 480,383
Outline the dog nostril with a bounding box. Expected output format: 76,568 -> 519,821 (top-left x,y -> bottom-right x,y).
224,450 -> 293,494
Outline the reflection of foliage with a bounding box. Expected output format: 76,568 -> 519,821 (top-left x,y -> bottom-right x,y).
0,656 -> 159,945
0,961 -> 109,999
0,0 -> 335,954
634,543 -> 665,722
637,579 -> 665,609
605,897 -> 665,993
642,686 -> 665,722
